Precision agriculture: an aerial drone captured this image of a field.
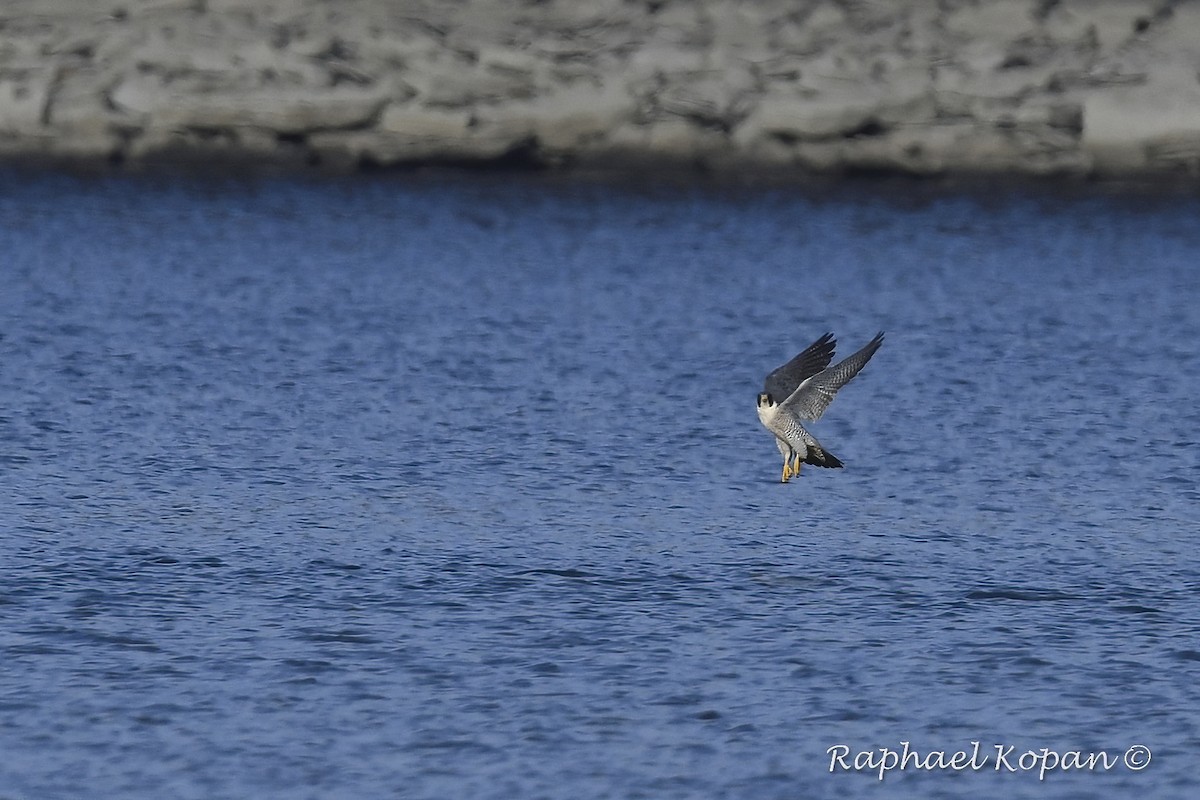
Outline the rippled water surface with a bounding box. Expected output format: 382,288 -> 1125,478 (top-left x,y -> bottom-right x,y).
1,172 -> 1198,799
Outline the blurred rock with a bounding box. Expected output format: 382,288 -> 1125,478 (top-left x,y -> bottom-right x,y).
0,0 -> 1197,179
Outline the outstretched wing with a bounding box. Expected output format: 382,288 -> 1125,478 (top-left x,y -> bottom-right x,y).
782,332 -> 884,421
763,332 -> 836,400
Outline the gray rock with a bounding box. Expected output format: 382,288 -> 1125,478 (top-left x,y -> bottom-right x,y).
0,0 -> 1197,180
110,76 -> 389,133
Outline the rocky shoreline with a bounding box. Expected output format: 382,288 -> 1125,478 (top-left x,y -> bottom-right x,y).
2,0 -> 1200,181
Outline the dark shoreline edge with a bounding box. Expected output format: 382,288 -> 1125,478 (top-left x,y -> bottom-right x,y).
4,152 -> 1200,203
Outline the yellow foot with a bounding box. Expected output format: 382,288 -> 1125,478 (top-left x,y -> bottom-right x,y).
781,465 -> 791,482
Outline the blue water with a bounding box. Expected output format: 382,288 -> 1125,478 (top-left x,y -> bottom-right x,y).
1,172 -> 1198,799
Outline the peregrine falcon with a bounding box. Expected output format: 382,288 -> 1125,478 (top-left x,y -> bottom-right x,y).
756,332 -> 884,483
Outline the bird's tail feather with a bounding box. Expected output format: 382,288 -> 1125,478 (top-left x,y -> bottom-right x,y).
805,447 -> 843,469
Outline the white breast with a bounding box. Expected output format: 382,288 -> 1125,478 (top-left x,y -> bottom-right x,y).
756,402 -> 778,430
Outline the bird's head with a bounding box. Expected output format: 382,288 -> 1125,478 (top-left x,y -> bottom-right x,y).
757,392 -> 776,409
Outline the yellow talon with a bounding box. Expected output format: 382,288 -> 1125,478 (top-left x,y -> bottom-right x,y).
781,463 -> 791,482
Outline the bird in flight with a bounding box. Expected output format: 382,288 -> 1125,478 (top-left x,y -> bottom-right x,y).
756,331 -> 884,483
